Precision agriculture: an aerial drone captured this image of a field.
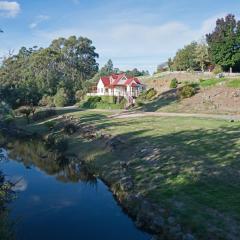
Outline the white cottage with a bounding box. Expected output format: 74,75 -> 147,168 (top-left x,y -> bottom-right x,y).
94,74 -> 145,98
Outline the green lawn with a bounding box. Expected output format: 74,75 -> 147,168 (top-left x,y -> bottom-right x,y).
226,78 -> 240,88
19,109 -> 240,239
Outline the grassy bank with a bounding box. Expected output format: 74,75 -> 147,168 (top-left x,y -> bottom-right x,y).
14,109 -> 240,239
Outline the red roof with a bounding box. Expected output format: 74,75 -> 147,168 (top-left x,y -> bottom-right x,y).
101,76 -> 110,86
100,74 -> 142,88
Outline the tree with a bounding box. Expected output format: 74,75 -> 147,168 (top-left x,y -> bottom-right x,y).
195,40 -> 210,72
167,58 -> 174,71
206,14 -> 240,72
172,42 -> 200,71
54,88 -> 68,107
0,36 -> 99,108
100,59 -> 114,76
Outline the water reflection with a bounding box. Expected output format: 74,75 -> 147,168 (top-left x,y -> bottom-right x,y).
1,139 -> 150,240
9,140 -> 97,186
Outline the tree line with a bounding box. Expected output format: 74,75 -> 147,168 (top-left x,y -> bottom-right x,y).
0,36 -> 99,108
166,14 -> 240,73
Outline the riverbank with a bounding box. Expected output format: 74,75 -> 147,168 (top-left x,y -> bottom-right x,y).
3,109 -> 240,240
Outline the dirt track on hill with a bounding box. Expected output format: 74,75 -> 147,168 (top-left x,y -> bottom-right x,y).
110,111 -> 240,121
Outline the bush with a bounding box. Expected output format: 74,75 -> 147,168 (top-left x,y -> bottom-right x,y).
45,121 -> 56,130
101,96 -> 117,104
170,78 -> 178,88
213,65 -> 223,75
80,96 -> 102,109
64,123 -> 77,135
32,109 -> 57,121
54,138 -> 68,152
54,88 -> 68,107
75,90 -> 85,102
136,100 -> 145,107
179,85 -> 196,99
39,95 -> 55,107
138,88 -> 157,101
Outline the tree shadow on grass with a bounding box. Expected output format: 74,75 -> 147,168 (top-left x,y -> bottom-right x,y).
141,89 -> 178,112
108,125 -> 240,239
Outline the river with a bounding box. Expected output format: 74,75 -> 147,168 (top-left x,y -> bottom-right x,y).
1,142 -> 151,240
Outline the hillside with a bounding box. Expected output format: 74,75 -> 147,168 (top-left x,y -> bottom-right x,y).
140,71 -> 214,92
139,74 -> 240,115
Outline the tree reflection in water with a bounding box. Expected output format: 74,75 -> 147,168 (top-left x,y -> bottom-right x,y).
9,140 -> 98,187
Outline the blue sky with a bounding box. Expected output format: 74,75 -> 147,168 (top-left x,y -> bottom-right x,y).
0,0 -> 240,73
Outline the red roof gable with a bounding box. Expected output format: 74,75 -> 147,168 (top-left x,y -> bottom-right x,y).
100,74 -> 143,88
100,76 -> 110,87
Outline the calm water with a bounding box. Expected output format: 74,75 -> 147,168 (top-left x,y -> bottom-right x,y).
1,146 -> 150,240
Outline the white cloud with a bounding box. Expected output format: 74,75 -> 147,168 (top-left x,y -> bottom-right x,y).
0,1 -> 20,18
29,15 -> 50,29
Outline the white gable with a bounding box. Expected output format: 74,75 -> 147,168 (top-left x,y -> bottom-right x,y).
97,79 -> 104,89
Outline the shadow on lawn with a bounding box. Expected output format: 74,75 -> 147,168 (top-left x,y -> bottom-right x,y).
78,123 -> 240,239
141,89 -> 178,112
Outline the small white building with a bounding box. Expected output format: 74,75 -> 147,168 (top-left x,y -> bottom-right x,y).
88,74 -> 145,99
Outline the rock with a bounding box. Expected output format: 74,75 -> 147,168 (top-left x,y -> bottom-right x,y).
182,233 -> 195,240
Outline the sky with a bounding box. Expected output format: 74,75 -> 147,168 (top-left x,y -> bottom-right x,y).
0,0 -> 240,73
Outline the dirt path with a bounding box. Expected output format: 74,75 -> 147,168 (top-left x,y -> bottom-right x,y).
110,111 -> 240,121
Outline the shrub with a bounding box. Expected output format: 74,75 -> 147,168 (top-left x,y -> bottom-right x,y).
213,65 -> 223,75
136,100 -> 145,107
170,78 -> 178,88
64,123 -> 77,135
179,85 -> 196,99
54,137 -> 68,152
138,88 -> 157,101
81,96 -> 102,109
101,96 -> 117,104
54,88 -> 68,107
32,109 -> 57,121
17,106 -> 35,123
45,121 -> 56,130
39,95 -> 55,107
75,90 -> 85,102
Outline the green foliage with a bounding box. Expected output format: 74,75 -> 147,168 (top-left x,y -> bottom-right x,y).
32,109 -> 57,121
75,90 -> 86,102
213,65 -> 223,74
199,78 -> 226,88
172,41 -> 200,71
227,79 -> 240,88
81,96 -> 102,108
0,36 -> 99,108
80,96 -> 125,109
101,96 -> 117,104
17,105 -> 35,123
138,88 -> 157,101
64,123 -> 77,135
39,95 -> 55,107
170,78 -> 178,88
179,85 -> 196,99
0,102 -> 14,122
195,41 -> 210,71
45,121 -> 56,130
136,99 -> 145,107
54,88 -> 68,107
206,14 -> 240,71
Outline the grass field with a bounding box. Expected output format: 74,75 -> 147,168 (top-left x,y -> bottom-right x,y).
17,109 -> 240,239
